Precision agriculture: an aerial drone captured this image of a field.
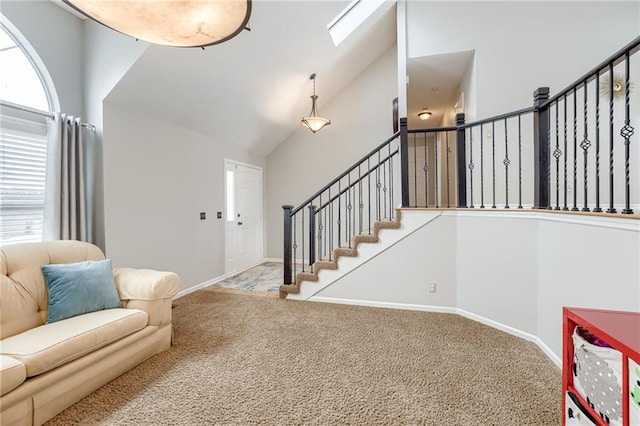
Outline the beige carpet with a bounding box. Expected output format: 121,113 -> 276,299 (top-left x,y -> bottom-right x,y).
46,290 -> 561,425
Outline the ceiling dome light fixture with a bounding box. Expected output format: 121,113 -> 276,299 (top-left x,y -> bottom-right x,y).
418,108 -> 432,120
62,0 -> 252,48
301,73 -> 331,134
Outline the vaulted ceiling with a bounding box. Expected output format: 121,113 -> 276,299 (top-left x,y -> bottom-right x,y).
100,1 -> 397,156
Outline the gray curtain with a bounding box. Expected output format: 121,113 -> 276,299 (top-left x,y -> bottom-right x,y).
44,113 -> 93,242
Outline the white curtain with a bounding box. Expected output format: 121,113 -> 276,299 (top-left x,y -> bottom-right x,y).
44,113 -> 93,242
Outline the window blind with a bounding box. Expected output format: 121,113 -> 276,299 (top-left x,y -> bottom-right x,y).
0,114 -> 48,245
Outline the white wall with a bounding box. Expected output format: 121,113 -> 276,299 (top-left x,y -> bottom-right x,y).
456,213 -> 538,335
406,1 -> 640,118
1,0 -> 83,116
315,213 -> 457,307
103,102 -> 265,291
83,21 -> 149,249
537,218 -> 640,356
266,45 -> 398,258
309,210 -> 639,363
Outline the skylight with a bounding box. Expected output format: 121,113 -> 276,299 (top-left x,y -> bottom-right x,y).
327,0 -> 390,46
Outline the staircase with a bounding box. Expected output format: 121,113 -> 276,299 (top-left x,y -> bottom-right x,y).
279,211 -> 401,298
280,36 -> 640,301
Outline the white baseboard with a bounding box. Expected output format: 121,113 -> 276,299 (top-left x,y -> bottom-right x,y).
456,309 -> 561,368
309,296 -> 457,314
307,297 -> 562,368
174,275 -> 225,299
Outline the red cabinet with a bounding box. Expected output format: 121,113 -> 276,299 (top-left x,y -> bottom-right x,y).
563,307 -> 640,426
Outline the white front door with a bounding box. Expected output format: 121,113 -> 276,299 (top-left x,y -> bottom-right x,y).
225,160 -> 263,274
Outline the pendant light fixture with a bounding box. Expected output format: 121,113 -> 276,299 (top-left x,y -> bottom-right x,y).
301,73 -> 331,134
62,0 -> 251,48
418,108 -> 432,120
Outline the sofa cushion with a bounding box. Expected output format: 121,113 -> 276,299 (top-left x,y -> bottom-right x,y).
0,355 -> 26,396
42,259 -> 122,323
0,308 -> 148,377
0,241 -> 105,340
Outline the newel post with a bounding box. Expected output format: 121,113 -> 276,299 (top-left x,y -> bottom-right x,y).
455,113 -> 467,208
400,117 -> 409,207
308,205 -> 316,267
282,205 -> 293,284
533,87 -> 551,209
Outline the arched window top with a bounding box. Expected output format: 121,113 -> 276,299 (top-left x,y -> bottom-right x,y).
0,16 -> 58,112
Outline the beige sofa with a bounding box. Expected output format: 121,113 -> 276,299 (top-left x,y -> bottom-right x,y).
0,240 -> 180,425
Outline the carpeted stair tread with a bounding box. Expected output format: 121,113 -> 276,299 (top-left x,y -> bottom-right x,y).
312,261 -> 338,272
283,212 -> 403,297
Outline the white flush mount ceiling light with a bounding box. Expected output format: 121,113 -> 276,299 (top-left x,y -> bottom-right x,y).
301,73 -> 331,134
418,108 -> 432,120
62,0 -> 252,48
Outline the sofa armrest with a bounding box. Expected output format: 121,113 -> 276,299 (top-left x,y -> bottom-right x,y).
113,268 -> 181,328
114,268 -> 180,301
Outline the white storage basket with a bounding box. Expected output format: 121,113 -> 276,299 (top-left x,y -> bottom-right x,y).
573,327 -> 640,425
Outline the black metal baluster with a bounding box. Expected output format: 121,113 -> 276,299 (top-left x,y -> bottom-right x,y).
329,187 -> 335,260
563,94 -> 569,211
308,205 -> 316,267
301,207 -> 305,271
378,150 -> 382,219
518,114 -> 523,209
359,165 -> 363,235
337,181 -> 342,248
607,62 -> 616,213
446,131 -> 451,208
383,157 -> 388,216
504,117 -> 510,208
389,140 -> 394,218
328,188 -> 332,260
553,102 -> 561,210
593,72 -> 602,212
621,51 -> 635,214
367,157 -> 371,233
480,124 -> 485,208
413,133 -> 418,207
323,204 -> 327,260
435,132 -> 439,208
424,133 -> 428,207
293,213 -> 297,277
346,176 -> 351,247
317,195 -> 322,261
572,87 -> 579,211
469,127 -> 475,208
491,121 -> 496,208
580,79 -> 591,211
354,182 -> 358,236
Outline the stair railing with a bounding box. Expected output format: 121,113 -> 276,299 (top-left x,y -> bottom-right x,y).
282,36 -> 639,288
282,126 -> 402,285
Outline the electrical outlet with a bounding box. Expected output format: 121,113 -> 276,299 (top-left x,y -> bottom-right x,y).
200,212 -> 206,220
429,282 -> 437,293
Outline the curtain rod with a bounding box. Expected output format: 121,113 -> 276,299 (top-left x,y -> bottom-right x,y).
0,100 -> 96,132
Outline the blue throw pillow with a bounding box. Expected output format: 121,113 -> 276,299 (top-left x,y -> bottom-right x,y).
42,259 -> 122,323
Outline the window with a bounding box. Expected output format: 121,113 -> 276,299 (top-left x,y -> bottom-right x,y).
0,17 -> 57,244
0,116 -> 47,244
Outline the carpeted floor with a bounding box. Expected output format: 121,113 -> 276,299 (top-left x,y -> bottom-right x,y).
46,290 -> 561,425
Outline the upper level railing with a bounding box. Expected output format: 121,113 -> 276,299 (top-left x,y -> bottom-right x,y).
282,36 -> 638,287
538,36 -> 640,213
